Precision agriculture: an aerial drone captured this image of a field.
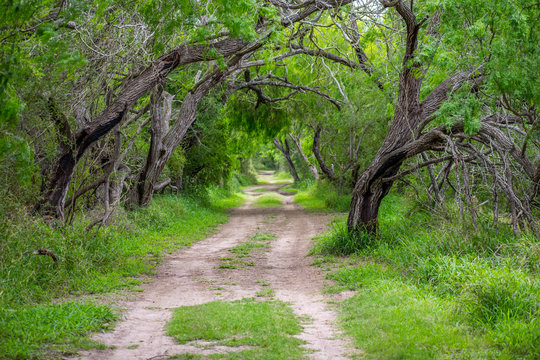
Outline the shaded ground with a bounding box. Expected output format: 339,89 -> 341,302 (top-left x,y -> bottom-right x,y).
77,171 -> 352,359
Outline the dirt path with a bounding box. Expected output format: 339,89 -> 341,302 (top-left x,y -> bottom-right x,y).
78,173 -> 352,359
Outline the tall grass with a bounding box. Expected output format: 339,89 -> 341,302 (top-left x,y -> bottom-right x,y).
293,180 -> 351,212
312,192 -> 540,358
0,186 -> 244,359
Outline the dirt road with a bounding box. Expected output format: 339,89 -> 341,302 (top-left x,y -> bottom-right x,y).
78,173 -> 351,359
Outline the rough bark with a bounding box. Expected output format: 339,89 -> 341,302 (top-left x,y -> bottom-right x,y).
134,71 -> 226,206
37,39 -> 251,219
132,89 -> 173,206
273,138 -> 300,182
347,0 -> 477,234
37,0 -> 356,219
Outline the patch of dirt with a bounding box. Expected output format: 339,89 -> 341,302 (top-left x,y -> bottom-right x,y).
76,179 -> 353,360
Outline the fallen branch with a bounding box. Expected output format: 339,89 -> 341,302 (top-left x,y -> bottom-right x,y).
23,249 -> 59,263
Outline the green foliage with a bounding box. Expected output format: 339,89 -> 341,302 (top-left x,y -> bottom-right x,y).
0,302 -> 115,359
432,0 -> 539,107
293,180 -> 351,213
166,299 -> 306,359
435,84 -> 482,134
310,223 -> 374,256
0,188 -> 244,359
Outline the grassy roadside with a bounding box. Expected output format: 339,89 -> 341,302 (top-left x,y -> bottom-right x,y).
309,193 -> 539,359
288,180 -> 350,213
0,187 -> 245,359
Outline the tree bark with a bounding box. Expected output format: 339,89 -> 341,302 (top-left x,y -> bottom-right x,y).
134,71 -> 226,206
347,0 -> 476,235
132,89 -> 173,206
37,39 -> 250,219
273,138 -> 300,182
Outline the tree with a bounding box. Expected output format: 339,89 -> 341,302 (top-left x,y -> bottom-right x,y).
346,0 -> 539,234
33,0 -> 353,220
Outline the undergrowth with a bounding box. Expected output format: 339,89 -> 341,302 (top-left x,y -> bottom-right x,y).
292,180 -> 350,212
312,192 -> 540,359
0,186 -> 244,359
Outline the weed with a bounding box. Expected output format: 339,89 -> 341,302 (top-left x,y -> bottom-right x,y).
229,243 -> 266,257
293,180 -> 350,213
310,223 -> 375,256
313,192 -> 539,358
250,232 -> 277,242
256,280 -> 270,287
255,288 -> 275,297
0,302 -> 116,359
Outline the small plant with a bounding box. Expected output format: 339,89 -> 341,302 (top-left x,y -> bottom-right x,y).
256,279 -> 270,287
256,288 -> 275,297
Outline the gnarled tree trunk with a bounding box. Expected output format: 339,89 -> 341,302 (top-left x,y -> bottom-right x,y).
312,126 -> 335,181
133,71 -> 226,206
347,0 -> 476,234
36,39 -> 249,220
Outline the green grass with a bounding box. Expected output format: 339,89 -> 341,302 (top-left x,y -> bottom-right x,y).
278,184 -> 298,194
293,180 -> 350,212
0,302 -> 116,359
341,280 -> 489,359
166,299 -> 306,359
252,193 -> 284,208
0,188 -> 244,359
256,171 -> 294,185
311,192 -> 540,359
229,242 -> 267,257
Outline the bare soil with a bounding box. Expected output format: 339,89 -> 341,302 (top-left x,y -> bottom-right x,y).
76,173 -> 352,359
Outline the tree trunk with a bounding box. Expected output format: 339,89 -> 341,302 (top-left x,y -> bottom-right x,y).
134,71 -> 225,206
289,133 -> 319,181
37,39 -> 250,219
273,138 -> 300,182
312,127 -> 335,181
132,89 -> 173,206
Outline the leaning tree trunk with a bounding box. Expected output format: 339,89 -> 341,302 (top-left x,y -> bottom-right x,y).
289,133 -> 319,181
347,0 -> 437,235
312,127 -> 335,181
134,71 -> 225,206
132,89 -> 173,206
347,107 -> 423,234
273,138 -> 300,182
36,39 -> 250,220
